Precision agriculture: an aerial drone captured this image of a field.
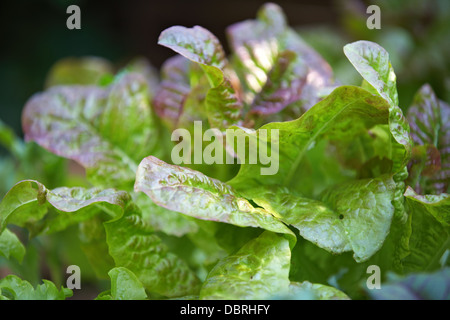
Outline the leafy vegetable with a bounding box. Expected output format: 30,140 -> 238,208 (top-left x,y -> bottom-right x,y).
400,187 -> 449,272
0,275 -> 72,300
96,267 -> 147,300
0,179 -> 128,235
406,84 -> 449,194
159,25 -> 243,130
0,228 -> 26,262
104,203 -> 201,297
228,85 -> 391,190
243,174 -> 397,262
200,231 -> 290,299
0,179 -> 200,298
226,3 -> 334,121
45,57 -> 114,88
135,156 -> 294,241
343,40 -> 412,172
0,2 -> 448,301
22,73 -> 156,190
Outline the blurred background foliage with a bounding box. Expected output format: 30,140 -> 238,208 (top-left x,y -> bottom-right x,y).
1,0 -> 449,138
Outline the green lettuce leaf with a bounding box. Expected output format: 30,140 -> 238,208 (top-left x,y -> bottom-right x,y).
404,187 -> 449,227
242,188 -> 349,254
45,57 -> 114,88
227,3 -> 334,120
22,73 -> 156,189
0,178 -> 195,240
228,86 -> 390,190
104,204 -> 201,298
158,26 -> 227,77
158,25 -> 242,129
0,180 -> 119,277
0,228 -> 26,262
134,156 -> 294,240
244,174 -> 396,262
0,275 -> 72,300
272,281 -> 350,300
343,41 -> 398,107
97,267 -> 147,300
320,175 -> 397,262
0,180 -> 128,235
0,180 -> 200,298
200,231 -> 290,299
79,216 -> 116,279
343,40 -> 412,171
134,193 -> 199,237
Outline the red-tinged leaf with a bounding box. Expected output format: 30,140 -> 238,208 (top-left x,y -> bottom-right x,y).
227,3 -> 334,121
407,84 -> 450,194
158,25 -> 243,129
22,73 -> 156,189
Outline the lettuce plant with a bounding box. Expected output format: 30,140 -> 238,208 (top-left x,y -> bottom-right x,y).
0,3 -> 448,300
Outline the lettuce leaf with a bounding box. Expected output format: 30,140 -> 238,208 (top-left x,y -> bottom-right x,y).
158,25 -> 242,130
243,174 -> 396,262
45,57 -> 114,88
344,40 -> 412,172
0,228 -> 26,262
0,275 -> 72,300
228,86 -> 390,190
134,156 -> 295,242
227,3 -> 334,121
200,231 -> 290,299
96,267 -> 147,300
274,281 -> 350,300
22,73 -> 157,190
0,180 -> 128,235
153,55 -> 208,130
124,57 -> 160,99
400,187 -> 449,272
104,203 -> 201,298
404,187 -> 449,227
0,180 -> 201,298
78,216 -> 116,279
344,40 -> 413,225
134,193 -> 199,237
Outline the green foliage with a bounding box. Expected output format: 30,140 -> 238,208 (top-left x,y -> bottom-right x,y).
0,3 -> 448,300
96,267 -> 147,300
367,268 -> 450,300
0,275 -> 72,300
